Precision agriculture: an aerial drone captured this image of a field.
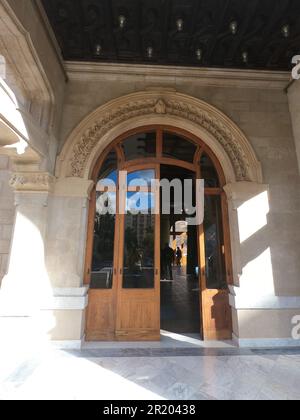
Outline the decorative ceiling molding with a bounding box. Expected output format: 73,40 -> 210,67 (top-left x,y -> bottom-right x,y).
65,61 -> 290,90
42,0 -> 300,72
58,91 -> 262,184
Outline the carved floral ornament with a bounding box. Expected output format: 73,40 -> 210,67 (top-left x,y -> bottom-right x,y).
9,172 -> 55,192
62,92 -> 262,183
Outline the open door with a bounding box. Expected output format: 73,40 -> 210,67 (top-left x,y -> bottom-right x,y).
199,194 -> 232,340
85,126 -> 233,342
115,166 -> 161,341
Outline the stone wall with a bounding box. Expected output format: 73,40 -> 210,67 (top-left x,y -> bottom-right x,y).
51,66 -> 300,344
0,156 -> 14,285
60,68 -> 300,298
288,79 -> 300,174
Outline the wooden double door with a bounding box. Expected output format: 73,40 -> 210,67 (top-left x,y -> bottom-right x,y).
85,166 -> 232,342
85,127 -> 232,342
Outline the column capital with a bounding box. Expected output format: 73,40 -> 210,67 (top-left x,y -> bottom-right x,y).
9,172 -> 55,193
224,181 -> 269,209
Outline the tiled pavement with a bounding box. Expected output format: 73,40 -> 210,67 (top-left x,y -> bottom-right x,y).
1,336 -> 300,400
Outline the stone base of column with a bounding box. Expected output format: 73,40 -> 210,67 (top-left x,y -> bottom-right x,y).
0,287 -> 88,349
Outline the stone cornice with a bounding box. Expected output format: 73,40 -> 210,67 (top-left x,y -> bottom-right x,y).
65,61 -> 290,90
9,172 -> 55,192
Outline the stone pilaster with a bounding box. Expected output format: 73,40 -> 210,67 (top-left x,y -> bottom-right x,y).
224,182 -> 300,347
0,172 -> 55,315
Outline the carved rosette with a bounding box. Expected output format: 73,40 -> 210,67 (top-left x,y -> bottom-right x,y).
9,172 -> 55,192
68,97 -> 251,181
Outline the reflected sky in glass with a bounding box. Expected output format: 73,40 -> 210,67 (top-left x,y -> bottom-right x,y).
127,170 -> 155,187
126,192 -> 155,214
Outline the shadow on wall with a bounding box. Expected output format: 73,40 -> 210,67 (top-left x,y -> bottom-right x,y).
233,185 -> 300,339
238,188 -> 300,297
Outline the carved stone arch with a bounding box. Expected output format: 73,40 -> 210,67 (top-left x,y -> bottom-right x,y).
57,91 -> 263,184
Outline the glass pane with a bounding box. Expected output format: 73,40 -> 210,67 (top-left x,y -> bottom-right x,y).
201,153 -> 220,188
91,191 -> 116,289
98,150 -> 118,180
127,169 -> 155,188
122,132 -> 156,160
123,192 -> 155,289
97,170 -> 118,191
163,132 -> 197,163
204,195 -> 227,290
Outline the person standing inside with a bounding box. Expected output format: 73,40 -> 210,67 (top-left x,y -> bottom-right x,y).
176,247 -> 183,267
162,243 -> 175,281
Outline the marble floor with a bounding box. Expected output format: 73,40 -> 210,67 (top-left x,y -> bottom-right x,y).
1,336 -> 300,400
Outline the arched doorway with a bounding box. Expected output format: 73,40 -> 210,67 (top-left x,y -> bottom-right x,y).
84,126 -> 233,341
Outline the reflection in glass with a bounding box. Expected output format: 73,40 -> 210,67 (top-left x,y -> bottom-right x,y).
201,153 -> 220,188
123,193 -> 155,289
122,132 -> 156,160
98,150 -> 118,180
97,170 -> 117,192
91,192 -> 116,289
163,132 -> 197,163
127,170 -> 155,188
204,195 -> 227,290
91,152 -> 118,290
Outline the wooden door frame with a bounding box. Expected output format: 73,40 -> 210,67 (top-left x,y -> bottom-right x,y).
84,125 -> 234,341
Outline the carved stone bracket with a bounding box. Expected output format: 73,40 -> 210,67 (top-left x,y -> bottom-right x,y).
9,172 -> 55,192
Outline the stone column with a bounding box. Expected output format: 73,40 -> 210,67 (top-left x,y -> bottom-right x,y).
0,172 -> 54,313
0,174 -> 92,348
0,171 -> 55,347
0,155 -> 14,285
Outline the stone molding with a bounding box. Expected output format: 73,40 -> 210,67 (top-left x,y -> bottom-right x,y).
229,286 -> 300,310
233,335 -> 300,349
0,287 -> 89,316
0,0 -> 55,133
66,61 -> 290,90
58,91 -> 262,184
9,172 -> 55,192
54,178 -> 94,198
224,182 -> 269,209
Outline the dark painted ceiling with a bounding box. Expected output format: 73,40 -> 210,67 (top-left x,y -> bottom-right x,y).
42,0 -> 300,71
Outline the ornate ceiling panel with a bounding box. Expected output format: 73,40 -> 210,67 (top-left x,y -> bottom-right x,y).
42,0 -> 300,71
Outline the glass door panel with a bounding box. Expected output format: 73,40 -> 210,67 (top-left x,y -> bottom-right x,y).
123,192 -> 155,289
203,195 -> 227,290
116,166 -> 160,341
90,191 -> 116,290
